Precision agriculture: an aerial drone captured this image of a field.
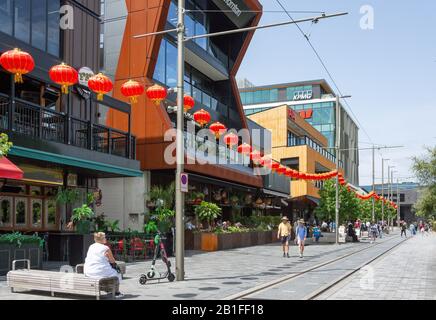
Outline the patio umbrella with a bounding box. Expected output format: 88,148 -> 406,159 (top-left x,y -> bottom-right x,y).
0,157 -> 24,180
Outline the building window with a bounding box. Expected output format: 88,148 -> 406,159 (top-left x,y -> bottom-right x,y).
0,197 -> 12,227
287,131 -> 297,147
0,0 -> 13,35
0,0 -> 60,56
400,194 -> 405,202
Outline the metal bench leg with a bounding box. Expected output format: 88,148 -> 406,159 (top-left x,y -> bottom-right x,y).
51,291 -> 55,297
10,288 -> 14,293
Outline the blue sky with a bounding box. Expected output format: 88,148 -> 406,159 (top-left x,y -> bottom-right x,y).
238,0 -> 436,186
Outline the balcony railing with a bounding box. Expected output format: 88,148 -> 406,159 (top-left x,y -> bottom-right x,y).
0,93 -> 135,159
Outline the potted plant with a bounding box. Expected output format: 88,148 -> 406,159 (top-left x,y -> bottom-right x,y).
71,204 -> 95,235
0,232 -> 44,275
194,201 -> 221,232
194,192 -> 205,205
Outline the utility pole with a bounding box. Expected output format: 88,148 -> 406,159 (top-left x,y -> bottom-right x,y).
372,146 -> 375,221
335,95 -> 340,245
175,0 -> 185,281
397,178 -> 400,225
381,158 -> 389,228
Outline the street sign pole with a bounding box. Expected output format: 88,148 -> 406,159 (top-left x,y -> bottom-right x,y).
175,0 -> 185,281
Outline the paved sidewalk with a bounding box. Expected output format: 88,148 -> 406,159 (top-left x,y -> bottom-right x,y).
0,232 -> 402,300
316,233 -> 436,300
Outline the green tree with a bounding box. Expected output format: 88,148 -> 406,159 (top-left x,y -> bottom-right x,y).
412,147 -> 436,219
315,179 -> 361,224
0,133 -> 13,157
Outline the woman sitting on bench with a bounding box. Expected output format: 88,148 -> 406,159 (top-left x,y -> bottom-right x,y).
84,232 -> 124,298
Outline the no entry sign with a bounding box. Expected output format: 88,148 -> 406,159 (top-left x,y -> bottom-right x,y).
181,173 -> 188,193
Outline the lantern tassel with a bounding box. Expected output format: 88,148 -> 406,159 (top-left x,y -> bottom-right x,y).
62,85 -> 69,94
97,93 -> 104,101
14,73 -> 23,84
130,96 -> 138,104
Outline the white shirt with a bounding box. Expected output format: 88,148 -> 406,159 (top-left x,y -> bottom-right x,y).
84,242 -> 120,280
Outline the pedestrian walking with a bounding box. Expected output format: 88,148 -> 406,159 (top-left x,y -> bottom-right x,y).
295,219 -> 307,258
370,221 -> 378,243
277,216 -> 291,258
401,221 -> 407,238
409,223 -> 415,236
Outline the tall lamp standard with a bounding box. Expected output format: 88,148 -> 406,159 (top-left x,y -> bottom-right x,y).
381,158 -> 390,227
335,94 -> 351,245
388,165 -> 395,228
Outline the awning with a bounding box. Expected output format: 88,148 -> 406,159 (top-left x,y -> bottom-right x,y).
0,156 -> 24,180
261,188 -> 290,199
291,195 -> 320,206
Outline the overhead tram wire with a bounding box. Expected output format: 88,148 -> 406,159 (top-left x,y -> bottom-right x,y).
274,0 -> 375,145
185,10 -> 326,14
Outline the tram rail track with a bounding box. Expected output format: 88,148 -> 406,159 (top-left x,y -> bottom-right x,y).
224,235 -> 408,300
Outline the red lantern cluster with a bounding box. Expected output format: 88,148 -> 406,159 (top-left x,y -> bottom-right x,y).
146,84 -> 167,105
0,48 -> 35,83
121,80 -> 144,104
193,109 -> 211,127
223,132 -> 238,148
237,143 -> 252,155
49,63 -> 78,94
209,122 -> 226,139
250,149 -> 262,164
183,95 -> 195,112
88,73 -> 113,101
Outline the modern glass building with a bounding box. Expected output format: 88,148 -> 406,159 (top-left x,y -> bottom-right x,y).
240,79 -> 359,185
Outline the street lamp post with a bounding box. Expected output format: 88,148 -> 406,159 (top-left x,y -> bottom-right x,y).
381,158 -> 389,227
175,0 -> 186,281
387,165 -> 395,229
335,94 -> 351,245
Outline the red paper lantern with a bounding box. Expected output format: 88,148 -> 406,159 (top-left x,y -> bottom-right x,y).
223,132 -> 238,148
49,63 -> 78,94
276,166 -> 286,175
299,172 -> 308,180
237,143 -> 252,155
121,80 -> 144,104
146,84 -> 167,105
88,73 -> 113,101
285,168 -> 294,177
209,122 -> 226,139
0,48 -> 35,83
260,155 -> 272,168
250,150 -> 262,164
271,161 -> 280,172
183,94 -> 195,112
193,109 -> 211,127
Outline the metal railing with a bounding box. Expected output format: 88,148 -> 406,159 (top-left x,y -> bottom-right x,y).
0,93 -> 136,159
105,233 -> 164,262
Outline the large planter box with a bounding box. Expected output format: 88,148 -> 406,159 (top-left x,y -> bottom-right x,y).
0,243 -> 43,276
68,234 -> 94,267
199,230 -> 279,252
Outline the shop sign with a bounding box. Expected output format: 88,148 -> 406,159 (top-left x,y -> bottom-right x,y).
293,90 -> 313,101
78,67 -> 95,87
210,0 -> 254,28
299,109 -> 313,119
288,108 -> 296,121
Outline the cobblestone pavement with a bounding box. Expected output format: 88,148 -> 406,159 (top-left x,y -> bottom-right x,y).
0,230 -> 417,300
316,232 -> 436,300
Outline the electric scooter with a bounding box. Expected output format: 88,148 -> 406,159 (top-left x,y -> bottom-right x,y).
139,232 -> 175,284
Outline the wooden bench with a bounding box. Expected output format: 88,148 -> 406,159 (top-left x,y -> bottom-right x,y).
7,260 -> 119,300
75,261 -> 126,279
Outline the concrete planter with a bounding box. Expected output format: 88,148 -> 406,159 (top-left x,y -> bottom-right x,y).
198,230 -> 278,252
0,243 -> 43,276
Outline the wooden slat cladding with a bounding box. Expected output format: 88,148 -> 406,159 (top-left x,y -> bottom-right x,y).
62,0 -> 101,119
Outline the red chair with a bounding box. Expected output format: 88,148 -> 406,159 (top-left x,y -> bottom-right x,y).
130,237 -> 145,261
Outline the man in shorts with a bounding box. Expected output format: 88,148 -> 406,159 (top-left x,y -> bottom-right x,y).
296,219 -> 307,258
277,216 -> 291,258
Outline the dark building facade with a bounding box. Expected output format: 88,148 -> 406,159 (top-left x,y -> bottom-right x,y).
0,0 -> 141,235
